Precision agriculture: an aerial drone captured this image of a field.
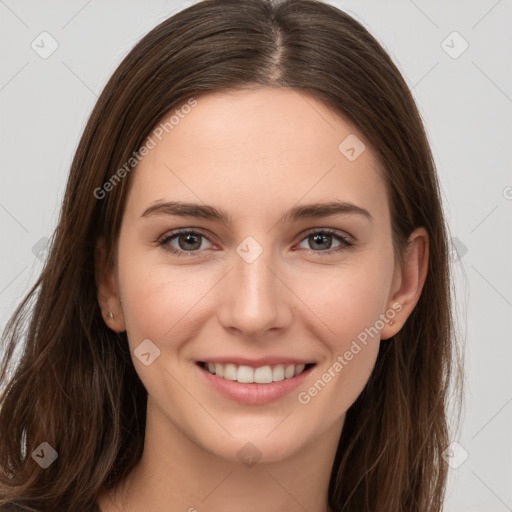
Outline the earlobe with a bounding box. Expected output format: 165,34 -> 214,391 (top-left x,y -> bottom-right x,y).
95,237 -> 126,333
380,228 -> 429,340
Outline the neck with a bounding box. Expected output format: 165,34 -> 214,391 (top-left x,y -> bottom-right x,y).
98,402 -> 343,512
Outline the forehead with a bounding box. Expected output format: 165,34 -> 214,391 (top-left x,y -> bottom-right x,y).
126,88 -> 389,223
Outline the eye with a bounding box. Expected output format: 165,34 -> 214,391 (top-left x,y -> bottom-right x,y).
157,230 -> 214,257
157,228 -> 353,258
296,229 -> 353,255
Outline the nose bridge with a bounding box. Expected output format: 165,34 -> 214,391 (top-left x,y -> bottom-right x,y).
218,235 -> 289,335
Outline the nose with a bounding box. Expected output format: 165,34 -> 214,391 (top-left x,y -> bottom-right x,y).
217,246 -> 293,338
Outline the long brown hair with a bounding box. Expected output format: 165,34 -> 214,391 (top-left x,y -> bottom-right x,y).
0,1 -> 462,510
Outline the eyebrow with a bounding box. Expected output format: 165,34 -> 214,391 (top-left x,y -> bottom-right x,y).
140,200 -> 373,224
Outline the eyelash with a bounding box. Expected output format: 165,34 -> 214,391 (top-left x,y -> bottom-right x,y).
156,228 -> 354,258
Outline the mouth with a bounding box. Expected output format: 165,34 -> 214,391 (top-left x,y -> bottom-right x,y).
196,359 -> 316,405
197,361 -> 316,384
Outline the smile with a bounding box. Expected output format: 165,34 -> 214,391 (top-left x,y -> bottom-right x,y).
198,361 -> 315,384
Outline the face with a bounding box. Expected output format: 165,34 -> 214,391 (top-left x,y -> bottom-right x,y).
100,87 -> 409,463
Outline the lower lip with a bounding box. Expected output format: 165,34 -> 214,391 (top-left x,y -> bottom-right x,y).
196,363 -> 315,405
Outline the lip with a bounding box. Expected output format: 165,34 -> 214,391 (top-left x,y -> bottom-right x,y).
196,361 -> 316,405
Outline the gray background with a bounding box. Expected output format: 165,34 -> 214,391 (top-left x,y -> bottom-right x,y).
1,1 -> 511,510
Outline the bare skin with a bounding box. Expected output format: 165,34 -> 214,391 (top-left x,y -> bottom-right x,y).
95,87 -> 428,512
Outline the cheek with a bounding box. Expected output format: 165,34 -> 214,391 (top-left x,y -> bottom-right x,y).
116,239 -> 197,346
121,274 -> 203,345
116,242 -> 228,361
292,256 -> 391,413
297,257 -> 392,346
295,279 -> 384,421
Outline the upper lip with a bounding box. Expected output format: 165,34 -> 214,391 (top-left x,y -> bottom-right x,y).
197,357 -> 315,368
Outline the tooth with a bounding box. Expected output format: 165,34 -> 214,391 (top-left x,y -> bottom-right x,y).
294,364 -> 305,376
284,364 -> 295,379
237,365 -> 254,383
224,363 -> 237,380
272,364 -> 285,382
207,362 -> 310,383
254,366 -> 273,384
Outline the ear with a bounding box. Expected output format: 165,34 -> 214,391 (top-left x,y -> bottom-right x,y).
95,237 -> 126,333
380,227 -> 429,340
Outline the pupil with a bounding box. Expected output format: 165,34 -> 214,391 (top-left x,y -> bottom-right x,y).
312,234 -> 330,250
180,234 -> 201,250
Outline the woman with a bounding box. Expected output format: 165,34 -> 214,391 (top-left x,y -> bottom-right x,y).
0,0 -> 462,510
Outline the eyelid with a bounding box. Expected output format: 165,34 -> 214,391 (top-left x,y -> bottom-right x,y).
156,227 -> 217,251
157,227 -> 354,257
298,227 -> 354,244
